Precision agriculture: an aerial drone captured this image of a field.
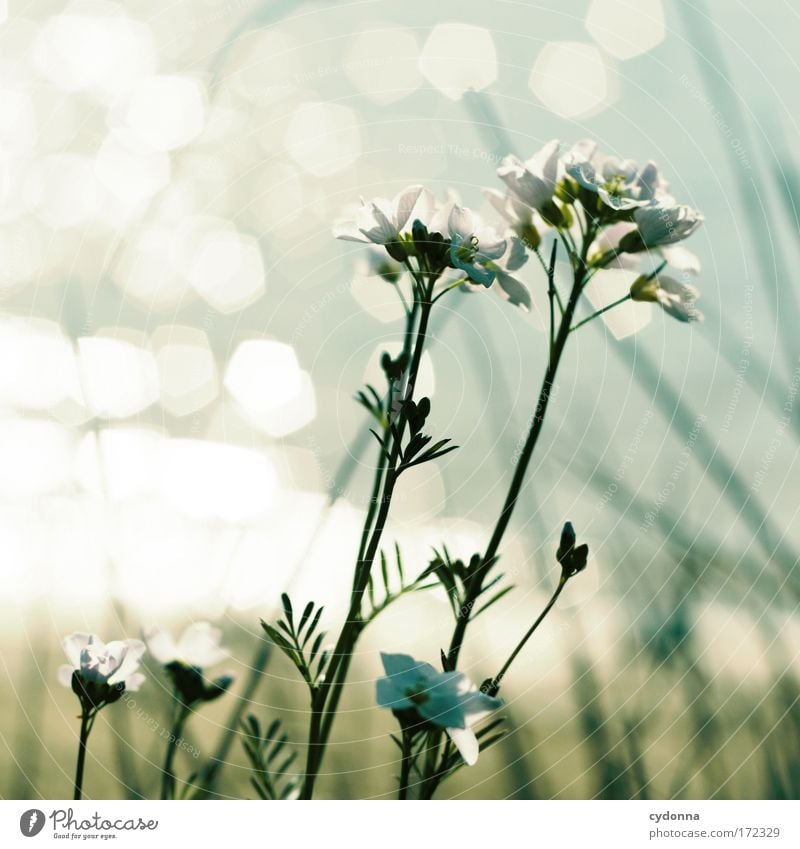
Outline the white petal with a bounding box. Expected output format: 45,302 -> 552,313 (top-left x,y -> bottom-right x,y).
446,726 -> 480,766
531,138 -> 560,186
659,244 -> 700,275
494,271 -> 531,311
108,639 -> 146,685
62,632 -> 92,668
177,622 -> 227,668
57,664 -> 74,688
125,672 -> 146,692
142,626 -> 178,665
448,204 -> 475,240
332,219 -> 370,242
392,185 -> 425,230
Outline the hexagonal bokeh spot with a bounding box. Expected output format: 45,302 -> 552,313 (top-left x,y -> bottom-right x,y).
344,24 -> 423,105
224,339 -> 316,438
123,74 -> 206,151
182,218 -> 266,314
585,0 -> 665,61
419,23 -> 497,100
78,331 -> 160,419
151,325 -> 219,417
529,41 -> 615,119
284,102 -> 362,177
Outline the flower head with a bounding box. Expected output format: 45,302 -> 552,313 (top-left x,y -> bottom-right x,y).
484,188 -> 542,249
143,622 -> 228,668
622,203 -> 704,250
556,522 -> 589,579
59,633 -> 145,709
446,204 -> 507,287
497,139 -> 561,212
333,185 -> 430,259
565,141 -> 671,211
630,273 -> 703,323
376,653 -> 502,765
143,622 -> 233,706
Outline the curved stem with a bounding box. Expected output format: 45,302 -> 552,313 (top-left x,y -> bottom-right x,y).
570,294 -> 631,333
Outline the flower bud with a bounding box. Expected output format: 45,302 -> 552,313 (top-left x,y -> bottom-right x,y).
630,274 -> 659,302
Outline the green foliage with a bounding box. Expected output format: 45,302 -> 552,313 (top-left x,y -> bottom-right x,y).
427,546 -> 512,626
241,715 -> 298,801
363,543 -> 439,625
261,595 -> 329,691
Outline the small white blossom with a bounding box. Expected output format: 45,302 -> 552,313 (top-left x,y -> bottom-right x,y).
565,140 -> 671,210
446,204 -> 507,287
58,633 -> 145,692
484,188 -> 542,249
497,139 -> 561,211
333,185 -> 430,246
630,203 -> 704,248
143,622 -> 228,669
376,653 -> 502,766
630,273 -> 703,322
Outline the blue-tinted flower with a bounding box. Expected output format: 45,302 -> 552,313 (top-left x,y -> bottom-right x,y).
376,653 -> 502,765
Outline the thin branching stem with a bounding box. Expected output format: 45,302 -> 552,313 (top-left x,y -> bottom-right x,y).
301,269 -> 437,798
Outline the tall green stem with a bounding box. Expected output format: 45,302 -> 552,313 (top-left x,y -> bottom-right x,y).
447,244 -> 589,670
301,284 -> 435,799
422,224 -> 596,800
161,705 -> 189,800
398,730 -> 414,800
73,711 -> 93,801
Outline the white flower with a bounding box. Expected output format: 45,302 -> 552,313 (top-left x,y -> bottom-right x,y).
142,622 -> 228,669
58,633 -> 145,692
333,185 -> 430,245
446,204 -> 507,287
484,188 -> 542,248
590,223 -> 701,275
630,273 -> 704,322
376,653 -> 502,766
497,139 -> 561,211
565,140 -> 671,210
460,235 -> 532,311
628,203 -> 704,248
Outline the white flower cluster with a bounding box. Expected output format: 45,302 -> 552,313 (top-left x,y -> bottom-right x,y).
335,139 -> 705,322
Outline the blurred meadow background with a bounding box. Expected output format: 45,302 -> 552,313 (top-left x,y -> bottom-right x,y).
2,0 -> 800,800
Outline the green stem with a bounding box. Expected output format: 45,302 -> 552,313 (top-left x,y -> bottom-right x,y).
485,575 -> 567,695
424,224 -> 596,800
161,705 -> 190,800
398,730 -> 414,800
73,710 -> 93,801
570,294 -> 631,332
446,247 -> 587,670
301,284 -> 435,799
